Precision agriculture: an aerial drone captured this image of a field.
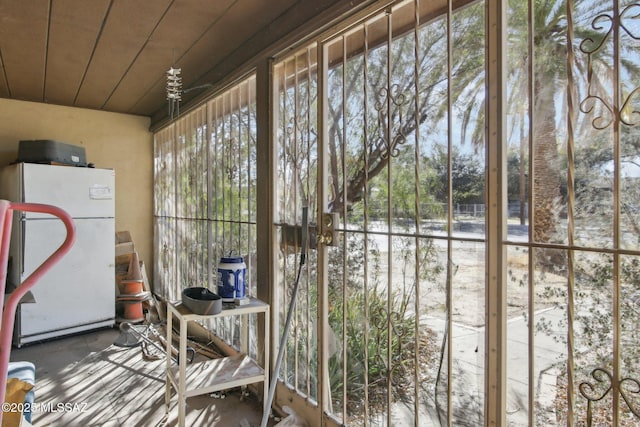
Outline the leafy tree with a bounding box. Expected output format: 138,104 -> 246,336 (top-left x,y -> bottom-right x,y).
505,0 -> 640,246
325,4 -> 486,216
426,145 -> 485,206
274,0 -> 640,422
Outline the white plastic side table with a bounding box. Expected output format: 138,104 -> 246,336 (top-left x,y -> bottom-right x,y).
164,298 -> 270,427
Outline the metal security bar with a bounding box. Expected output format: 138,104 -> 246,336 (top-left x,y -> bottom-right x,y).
206,78 -> 258,351
320,1 -> 488,425
151,0 -> 640,425
273,43 -> 319,404
175,107 -> 208,294
153,75 -> 257,353
275,0 -> 487,425
504,0 -> 640,426
154,125 -> 178,301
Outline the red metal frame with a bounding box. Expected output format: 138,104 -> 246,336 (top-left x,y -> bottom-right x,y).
0,200 -> 75,423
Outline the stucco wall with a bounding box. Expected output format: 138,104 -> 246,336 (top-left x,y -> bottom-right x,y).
0,98 -> 154,285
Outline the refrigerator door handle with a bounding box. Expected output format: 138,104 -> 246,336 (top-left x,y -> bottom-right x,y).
20,217 -> 25,279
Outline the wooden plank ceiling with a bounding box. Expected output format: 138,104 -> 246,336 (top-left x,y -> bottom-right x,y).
0,0 -> 364,124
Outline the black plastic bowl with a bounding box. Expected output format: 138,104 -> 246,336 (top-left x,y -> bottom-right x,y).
182,287 -> 222,315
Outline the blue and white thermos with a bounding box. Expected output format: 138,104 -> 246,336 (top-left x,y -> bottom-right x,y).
217,255 -> 246,302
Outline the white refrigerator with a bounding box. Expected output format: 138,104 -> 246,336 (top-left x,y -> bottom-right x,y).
0,163 -> 115,347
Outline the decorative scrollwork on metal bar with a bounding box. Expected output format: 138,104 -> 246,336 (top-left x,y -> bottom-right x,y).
620,376 -> 640,418
620,86 -> 640,127
579,3 -> 640,129
616,3 -> 640,127
579,368 -> 613,404
578,368 -> 640,426
620,4 -> 640,40
373,84 -> 409,159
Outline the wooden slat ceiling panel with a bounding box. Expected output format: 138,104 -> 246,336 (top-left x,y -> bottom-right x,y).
103,0 -> 237,114
190,0 -> 357,96
133,0 -> 298,115
201,0 -> 299,63
73,1 -> 173,110
0,0 -> 50,101
0,0 -> 386,123
0,53 -> 7,98
44,0 -> 110,106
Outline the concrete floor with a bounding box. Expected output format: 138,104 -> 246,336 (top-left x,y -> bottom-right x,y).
9,327 -> 271,427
